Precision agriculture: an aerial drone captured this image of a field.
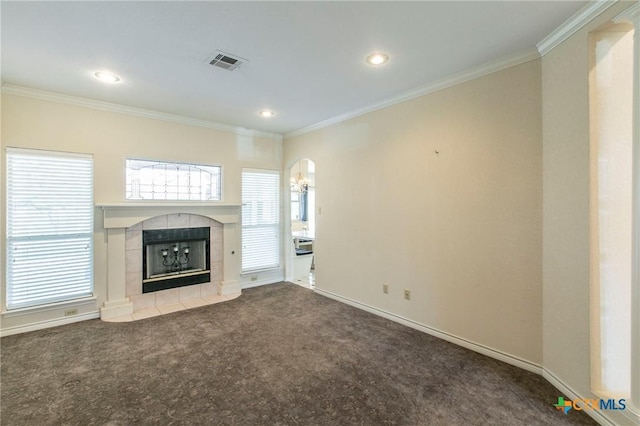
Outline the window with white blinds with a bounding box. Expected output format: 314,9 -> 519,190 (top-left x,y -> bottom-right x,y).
6,148 -> 94,310
241,169 -> 280,272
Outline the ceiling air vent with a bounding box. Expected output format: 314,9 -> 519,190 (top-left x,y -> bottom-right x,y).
208,50 -> 247,71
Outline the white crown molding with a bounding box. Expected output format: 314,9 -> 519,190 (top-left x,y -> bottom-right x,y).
284,47 -> 540,140
537,0 -> 618,57
0,84 -> 283,141
613,1 -> 640,23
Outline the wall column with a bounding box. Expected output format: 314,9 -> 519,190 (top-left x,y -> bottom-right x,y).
615,2 -> 640,419
100,228 -> 134,319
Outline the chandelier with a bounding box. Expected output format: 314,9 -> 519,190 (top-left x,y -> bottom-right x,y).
290,171 -> 310,193
290,161 -> 311,193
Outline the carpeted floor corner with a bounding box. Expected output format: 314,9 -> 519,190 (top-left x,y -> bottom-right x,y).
1,282 -> 596,425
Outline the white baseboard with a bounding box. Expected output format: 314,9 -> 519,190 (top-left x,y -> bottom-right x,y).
242,279 -> 281,289
544,369 -> 640,426
314,288 -> 542,374
0,311 -> 101,337
314,288 -> 640,426
240,268 -> 284,289
542,368 -> 627,426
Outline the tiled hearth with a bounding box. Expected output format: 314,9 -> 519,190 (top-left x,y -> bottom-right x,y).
98,203 -> 241,321
106,213 -> 237,322
109,292 -> 241,322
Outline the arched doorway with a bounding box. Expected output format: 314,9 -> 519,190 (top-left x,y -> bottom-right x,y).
290,159 -> 315,288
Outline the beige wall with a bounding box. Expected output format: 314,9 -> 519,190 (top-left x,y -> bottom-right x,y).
2,3 -> 636,418
285,59 -> 543,364
0,94 -> 282,331
542,3 -> 634,424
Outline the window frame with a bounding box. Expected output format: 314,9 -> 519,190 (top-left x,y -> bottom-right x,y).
5,147 -> 94,310
125,158 -> 223,202
241,168 -> 281,273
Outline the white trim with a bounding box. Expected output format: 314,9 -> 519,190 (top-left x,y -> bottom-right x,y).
537,0 -> 618,57
626,405 -> 640,425
99,204 -> 240,228
242,279 -> 281,290
629,4 -> 640,416
0,84 -> 283,141
241,268 -> 284,289
543,368 -> 639,426
2,297 -> 97,318
100,299 -> 134,320
314,287 -> 542,375
285,47 -> 540,140
0,311 -> 100,337
613,2 -> 640,24
96,202 -> 241,208
0,3 -> 619,144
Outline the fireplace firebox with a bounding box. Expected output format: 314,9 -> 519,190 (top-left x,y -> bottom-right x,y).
142,227 -> 210,293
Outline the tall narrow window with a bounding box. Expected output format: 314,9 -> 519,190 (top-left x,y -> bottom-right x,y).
590,27 -> 634,397
6,148 -> 94,309
241,169 -> 280,272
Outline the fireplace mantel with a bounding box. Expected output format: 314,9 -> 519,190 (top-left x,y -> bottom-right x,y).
98,203 -> 241,229
97,203 -> 242,320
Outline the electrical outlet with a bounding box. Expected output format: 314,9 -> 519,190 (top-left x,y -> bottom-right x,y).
251,276 -> 258,282
404,289 -> 411,300
64,308 -> 78,316
383,283 -> 389,294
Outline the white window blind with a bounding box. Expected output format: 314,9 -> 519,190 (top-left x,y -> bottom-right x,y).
6,148 -> 94,309
242,169 -> 280,272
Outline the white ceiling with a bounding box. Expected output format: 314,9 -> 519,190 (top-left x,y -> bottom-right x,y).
1,1 -> 588,135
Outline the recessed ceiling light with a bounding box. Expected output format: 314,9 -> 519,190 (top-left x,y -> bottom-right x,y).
94,71 -> 121,83
366,53 -> 389,66
259,110 -> 275,118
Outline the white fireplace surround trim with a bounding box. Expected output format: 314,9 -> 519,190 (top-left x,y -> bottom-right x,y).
98,203 -> 242,320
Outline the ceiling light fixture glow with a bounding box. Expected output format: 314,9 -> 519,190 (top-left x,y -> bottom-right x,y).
366,53 -> 389,66
259,110 -> 275,118
94,71 -> 121,83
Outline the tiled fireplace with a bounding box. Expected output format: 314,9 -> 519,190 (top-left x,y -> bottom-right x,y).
142,226 -> 211,293
99,204 -> 241,320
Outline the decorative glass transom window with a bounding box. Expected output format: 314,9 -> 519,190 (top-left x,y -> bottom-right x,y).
126,159 -> 222,201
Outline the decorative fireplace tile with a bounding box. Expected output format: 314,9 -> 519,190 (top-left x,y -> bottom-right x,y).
189,214 -> 212,227
125,213 -> 224,315
212,262 -> 223,282
125,250 -> 143,273
179,285 -> 201,301
130,293 -> 156,311
125,229 -> 142,251
211,242 -> 223,261
157,303 -> 184,315
126,271 -> 142,297
168,213 -> 190,229
143,215 -> 168,230
200,282 -> 219,297
181,298 -> 209,309
155,288 -> 180,306
211,226 -> 223,243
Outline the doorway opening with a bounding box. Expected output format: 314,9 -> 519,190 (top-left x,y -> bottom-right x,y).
290,159 -> 315,288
